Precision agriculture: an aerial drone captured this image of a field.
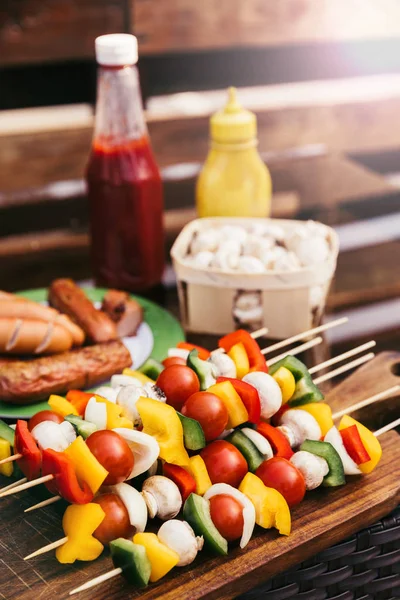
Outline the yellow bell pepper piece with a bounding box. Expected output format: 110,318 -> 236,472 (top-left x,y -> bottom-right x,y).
339,415 -> 382,474
301,403 -> 334,436
272,367 -> 296,404
239,472 -> 291,536
56,503 -> 105,564
48,395 -> 78,417
123,368 -> 155,385
0,439 -> 13,477
137,398 -> 190,466
207,381 -> 249,428
64,436 -> 108,494
228,342 -> 250,379
134,532 -> 179,582
96,397 -> 133,429
188,455 -> 212,495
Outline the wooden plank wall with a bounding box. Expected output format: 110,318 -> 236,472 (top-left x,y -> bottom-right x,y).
134,0 -> 400,54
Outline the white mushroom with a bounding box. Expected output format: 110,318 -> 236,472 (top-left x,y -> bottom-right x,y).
142,476 -> 182,520
233,292 -> 263,325
111,374 -> 143,389
167,347 -> 190,359
290,451 -> 329,490
280,409 -> 322,448
274,250 -> 301,271
242,372 -> 282,419
277,425 -> 298,448
143,383 -> 167,402
213,239 -> 242,270
94,386 -> 119,403
237,256 -> 265,274
191,250 -> 214,268
208,350 -> 237,378
157,520 -> 204,566
31,421 -> 75,452
190,228 -> 220,254
116,385 -> 145,424
85,397 -> 107,430
310,285 -> 325,310
295,237 -> 330,266
219,225 -> 248,244
243,235 -> 274,259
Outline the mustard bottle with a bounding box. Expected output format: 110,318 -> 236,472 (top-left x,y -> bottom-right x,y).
196,87 -> 272,218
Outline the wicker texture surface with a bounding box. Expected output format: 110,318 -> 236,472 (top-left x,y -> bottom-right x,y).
239,508 -> 400,600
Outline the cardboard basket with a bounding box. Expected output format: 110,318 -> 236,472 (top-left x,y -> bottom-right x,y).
171,217 -> 339,339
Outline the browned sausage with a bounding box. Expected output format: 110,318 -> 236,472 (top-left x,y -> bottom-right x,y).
102,289 -> 144,338
0,340 -> 132,404
48,279 -> 117,343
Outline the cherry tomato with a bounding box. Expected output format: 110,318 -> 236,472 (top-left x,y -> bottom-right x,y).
182,392 -> 229,441
162,356 -> 186,368
86,431 -> 134,485
156,365 -> 200,411
93,493 -> 135,545
209,494 -> 244,542
255,457 -> 306,507
28,410 -> 64,431
200,440 -> 248,488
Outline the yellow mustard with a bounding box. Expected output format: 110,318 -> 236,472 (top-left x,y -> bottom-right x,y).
196,87 -> 272,218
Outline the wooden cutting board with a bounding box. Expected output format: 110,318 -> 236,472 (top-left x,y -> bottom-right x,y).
0,352 -> 399,600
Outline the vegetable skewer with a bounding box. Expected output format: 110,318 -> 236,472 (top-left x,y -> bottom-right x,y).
261,317 -> 348,356
67,412 -> 399,598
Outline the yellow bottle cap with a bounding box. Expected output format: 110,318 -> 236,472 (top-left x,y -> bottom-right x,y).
210,87 -> 257,144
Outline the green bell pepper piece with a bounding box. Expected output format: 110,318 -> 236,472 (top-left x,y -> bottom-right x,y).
187,350 -> 216,391
226,429 -> 264,472
288,373 -> 324,407
139,358 -> 164,380
300,439 -> 346,487
110,538 -> 151,587
269,355 -> 310,382
177,412 -> 206,451
64,415 -> 97,440
183,493 -> 228,556
0,420 -> 15,446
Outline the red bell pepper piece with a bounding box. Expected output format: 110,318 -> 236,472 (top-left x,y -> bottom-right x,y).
14,420 -> 41,480
340,425 -> 371,465
41,448 -> 94,504
217,377 -> 261,423
163,462 -> 196,502
257,422 -> 294,460
218,330 -> 267,373
177,342 -> 211,361
66,390 -> 93,416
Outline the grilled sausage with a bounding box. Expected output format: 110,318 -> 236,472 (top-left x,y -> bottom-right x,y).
101,289 -> 143,338
49,279 -> 117,343
0,340 -> 132,404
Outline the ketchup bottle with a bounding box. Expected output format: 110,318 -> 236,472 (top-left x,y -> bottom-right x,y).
86,34 -> 164,291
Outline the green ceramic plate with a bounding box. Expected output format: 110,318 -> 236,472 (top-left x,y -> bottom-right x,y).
0,287 -> 184,419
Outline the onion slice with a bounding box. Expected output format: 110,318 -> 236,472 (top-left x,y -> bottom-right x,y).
107,482 -> 148,533
111,374 -> 143,389
324,426 -> 361,476
242,428 -> 273,459
204,483 -> 255,548
167,348 -> 189,359
85,397 -> 107,430
113,428 -> 160,479
31,421 -> 72,452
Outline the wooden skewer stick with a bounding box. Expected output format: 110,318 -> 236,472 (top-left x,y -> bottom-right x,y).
0,453 -> 22,466
69,568 -> 122,596
309,341 -> 376,375
0,477 -> 27,493
313,353 -> 375,385
250,327 -> 268,339
0,474 -> 53,499
261,317 -> 348,356
24,495 -> 61,513
332,385 -> 400,421
374,417 -> 400,438
267,337 -> 323,366
24,536 -> 68,560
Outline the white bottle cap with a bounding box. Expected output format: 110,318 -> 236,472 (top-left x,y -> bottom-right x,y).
95,34 -> 138,66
